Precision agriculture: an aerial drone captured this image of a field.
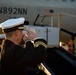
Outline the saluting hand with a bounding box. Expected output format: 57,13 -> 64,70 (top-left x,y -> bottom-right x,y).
26,30 -> 37,41
23,30 -> 37,42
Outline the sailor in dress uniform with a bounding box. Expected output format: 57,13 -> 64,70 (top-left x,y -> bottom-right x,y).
0,17 -> 48,75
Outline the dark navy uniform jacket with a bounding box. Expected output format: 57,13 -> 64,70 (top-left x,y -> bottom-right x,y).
1,39 -> 47,75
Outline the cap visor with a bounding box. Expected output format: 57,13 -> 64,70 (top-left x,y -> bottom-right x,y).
18,27 -> 27,30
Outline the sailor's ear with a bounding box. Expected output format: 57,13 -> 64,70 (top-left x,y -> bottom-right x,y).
15,30 -> 19,36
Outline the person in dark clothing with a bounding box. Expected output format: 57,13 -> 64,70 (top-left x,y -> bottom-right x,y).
0,17 -> 48,75
24,21 -> 29,25
0,34 -> 5,63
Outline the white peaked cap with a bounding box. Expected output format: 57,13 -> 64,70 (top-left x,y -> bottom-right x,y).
0,17 -> 25,33
0,17 -> 25,29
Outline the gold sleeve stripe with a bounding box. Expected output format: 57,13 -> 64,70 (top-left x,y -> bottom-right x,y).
34,41 -> 47,48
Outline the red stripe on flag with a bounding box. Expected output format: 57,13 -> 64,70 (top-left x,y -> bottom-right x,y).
44,9 -> 51,15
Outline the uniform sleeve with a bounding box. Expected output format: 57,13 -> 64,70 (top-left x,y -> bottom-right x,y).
13,38 -> 48,67
34,37 -> 47,49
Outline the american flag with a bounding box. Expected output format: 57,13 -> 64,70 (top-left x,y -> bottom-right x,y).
44,9 -> 54,16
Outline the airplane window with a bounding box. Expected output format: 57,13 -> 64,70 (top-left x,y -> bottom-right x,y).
46,0 -> 50,1
62,0 -> 66,1
71,0 -> 75,2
